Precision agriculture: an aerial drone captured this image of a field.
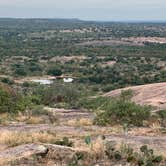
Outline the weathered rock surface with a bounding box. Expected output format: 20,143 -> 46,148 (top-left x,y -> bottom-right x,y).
0,144 -> 48,165
44,107 -> 94,123
104,82 -> 166,110
0,144 -> 89,166
0,140 -> 165,166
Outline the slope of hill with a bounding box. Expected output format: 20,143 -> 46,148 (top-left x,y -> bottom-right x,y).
104,82 -> 166,110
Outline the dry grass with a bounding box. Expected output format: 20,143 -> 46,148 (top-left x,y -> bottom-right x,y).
74,136 -> 106,165
91,137 -> 105,158
0,113 -> 15,125
67,118 -> 93,127
110,125 -> 123,134
26,117 -> 45,124
0,113 -> 46,125
150,122 -> 162,134
79,118 -> 93,126
0,131 -> 57,147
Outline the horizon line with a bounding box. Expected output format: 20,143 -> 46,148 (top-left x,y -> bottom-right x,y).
0,17 -> 166,23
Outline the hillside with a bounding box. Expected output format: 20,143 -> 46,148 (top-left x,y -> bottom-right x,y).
104,82 -> 166,110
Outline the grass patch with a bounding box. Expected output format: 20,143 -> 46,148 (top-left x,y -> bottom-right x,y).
0,131 -> 57,147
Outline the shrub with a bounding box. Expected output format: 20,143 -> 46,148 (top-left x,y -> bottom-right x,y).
120,89 -> 133,101
94,97 -> 150,126
1,77 -> 14,85
30,105 -> 47,116
138,145 -> 163,165
105,141 -> 116,159
54,137 -> 73,147
0,84 -> 26,114
42,83 -> 79,107
157,110 -> 166,127
114,151 -> 122,161
105,142 -> 163,165
47,66 -> 62,76
157,110 -> 166,120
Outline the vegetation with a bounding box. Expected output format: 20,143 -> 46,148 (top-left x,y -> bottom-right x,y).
105,142 -> 163,166
0,19 -> 165,165
157,110 -> 166,127
42,83 -> 79,107
81,90 -> 150,126
0,19 -> 166,90
94,97 -> 150,126
54,137 -> 73,147
0,84 -> 26,113
0,131 -> 57,147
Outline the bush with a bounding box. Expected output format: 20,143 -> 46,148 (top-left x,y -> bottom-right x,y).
138,145 -> 163,165
42,83 -> 79,107
157,110 -> 166,127
0,83 -> 38,115
79,97 -> 110,110
105,143 -> 163,165
94,92 -> 150,126
120,89 -> 133,101
54,137 -> 73,147
0,84 -> 26,113
30,105 -> 47,116
47,66 -> 62,76
1,77 -> 14,85
157,110 -> 166,120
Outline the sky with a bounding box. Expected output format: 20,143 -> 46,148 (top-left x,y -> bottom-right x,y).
0,0 -> 165,21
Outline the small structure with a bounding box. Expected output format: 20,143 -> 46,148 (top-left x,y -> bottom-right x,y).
63,78 -> 73,83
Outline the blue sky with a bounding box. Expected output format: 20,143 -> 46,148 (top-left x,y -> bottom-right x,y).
0,0 -> 165,21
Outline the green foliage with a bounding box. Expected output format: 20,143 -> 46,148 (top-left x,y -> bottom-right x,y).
54,137 -> 73,147
84,135 -> 91,146
120,89 -> 133,101
157,110 -> 166,127
47,66 -> 62,76
12,62 -> 43,76
14,66 -> 27,76
105,141 -> 116,159
0,19 -> 166,129
0,85 -> 26,113
68,152 -> 85,166
1,19 -> 166,89
1,77 -> 14,85
94,96 -> 150,126
79,97 -> 110,110
157,110 -> 166,120
42,83 -> 79,107
105,143 -> 163,165
137,145 -> 163,166
114,151 -> 122,161
30,105 -> 47,116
